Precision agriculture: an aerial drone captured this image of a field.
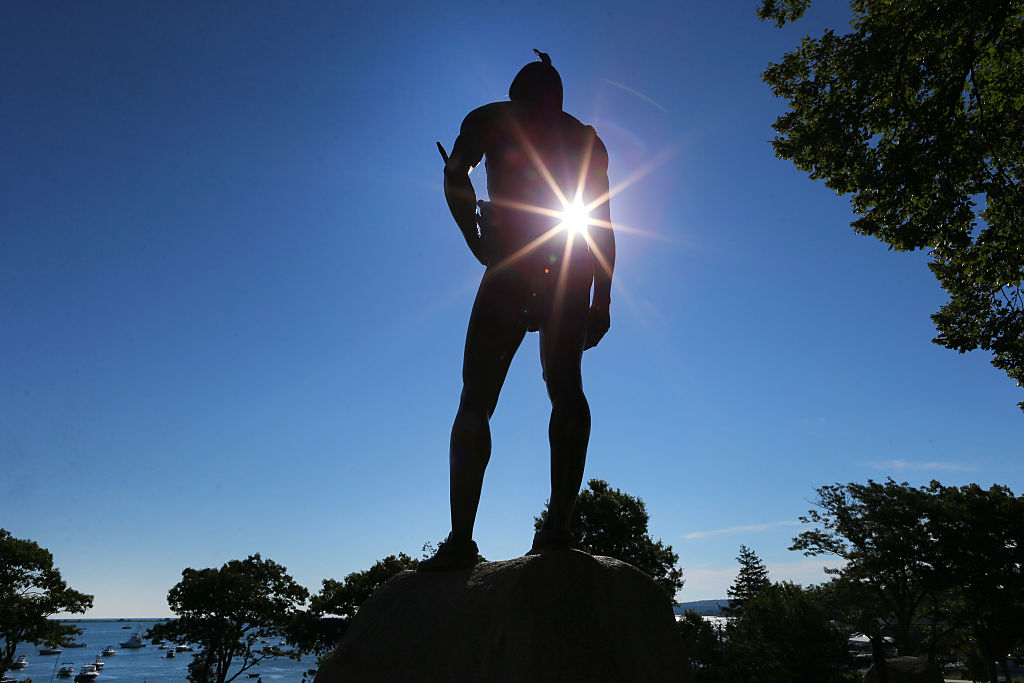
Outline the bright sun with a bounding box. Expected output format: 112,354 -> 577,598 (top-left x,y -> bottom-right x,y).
558,193 -> 590,236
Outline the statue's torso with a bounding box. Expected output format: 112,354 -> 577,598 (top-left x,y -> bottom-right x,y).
470,102 -> 598,274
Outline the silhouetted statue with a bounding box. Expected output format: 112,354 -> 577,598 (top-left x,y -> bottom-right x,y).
421,51 -> 616,570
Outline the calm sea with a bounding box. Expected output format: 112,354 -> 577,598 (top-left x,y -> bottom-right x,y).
9,620 -> 312,683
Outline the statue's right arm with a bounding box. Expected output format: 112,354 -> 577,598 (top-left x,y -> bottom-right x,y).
444,110 -> 488,266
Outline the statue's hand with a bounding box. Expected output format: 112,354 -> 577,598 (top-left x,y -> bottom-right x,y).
584,302 -> 610,350
475,200 -> 494,266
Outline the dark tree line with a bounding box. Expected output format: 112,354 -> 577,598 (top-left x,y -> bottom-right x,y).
144,478 -> 683,682
678,481 -> 1024,683
12,477 -> 1017,683
681,547 -> 853,683
793,479 -> 1024,683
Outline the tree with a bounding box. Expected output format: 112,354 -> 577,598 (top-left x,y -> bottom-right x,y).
534,479 -> 684,598
722,544 -> 770,617
0,529 -> 93,680
725,582 -> 851,683
927,483 -> 1024,683
288,553 -> 419,662
791,479 -> 1024,681
676,610 -> 725,682
759,0 -> 1024,409
790,479 -> 944,659
148,554 -> 308,683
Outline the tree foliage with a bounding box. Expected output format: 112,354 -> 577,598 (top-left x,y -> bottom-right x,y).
927,482 -> 1024,683
148,554 -> 308,683
535,479 -> 684,598
791,479 -> 940,656
288,553 -> 418,661
725,582 -> 851,683
676,610 -> 725,682
0,529 -> 93,679
760,0 -> 1024,408
791,479 -> 1024,680
723,544 -> 770,617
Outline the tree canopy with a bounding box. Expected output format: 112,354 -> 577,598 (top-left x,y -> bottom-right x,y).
759,0 -> 1024,409
791,479 -> 1024,680
725,582 -> 851,683
148,554 -> 308,683
927,482 -> 1024,682
0,529 -> 93,680
676,609 -> 724,680
723,544 -> 770,617
289,553 -> 419,661
535,479 -> 684,598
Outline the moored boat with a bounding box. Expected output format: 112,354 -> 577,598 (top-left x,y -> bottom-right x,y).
119,629 -> 145,649
74,663 -> 99,681
12,655 -> 29,669
101,646 -> 117,656
39,647 -> 62,655
57,663 -> 74,678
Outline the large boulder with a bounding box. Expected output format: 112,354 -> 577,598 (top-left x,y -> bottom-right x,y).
863,656 -> 944,683
314,549 -> 692,683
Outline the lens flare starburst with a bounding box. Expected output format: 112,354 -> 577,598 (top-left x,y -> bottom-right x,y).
557,193 -> 590,237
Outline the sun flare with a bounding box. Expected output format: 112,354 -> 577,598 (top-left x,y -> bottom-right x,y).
558,193 -> 590,236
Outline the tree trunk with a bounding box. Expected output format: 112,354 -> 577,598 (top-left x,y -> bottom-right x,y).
986,658 -> 998,683
871,635 -> 890,683
999,657 -> 1012,683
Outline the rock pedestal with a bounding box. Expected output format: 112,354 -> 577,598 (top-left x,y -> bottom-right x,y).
314,549 -> 692,683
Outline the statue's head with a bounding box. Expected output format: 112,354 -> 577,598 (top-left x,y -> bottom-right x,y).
509,50 -> 563,111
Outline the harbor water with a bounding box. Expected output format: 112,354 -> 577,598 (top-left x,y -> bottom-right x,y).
8,620 -> 311,683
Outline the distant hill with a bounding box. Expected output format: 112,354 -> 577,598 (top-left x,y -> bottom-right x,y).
674,600 -> 728,616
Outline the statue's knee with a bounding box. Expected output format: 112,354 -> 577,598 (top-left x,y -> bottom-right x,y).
547,383 -> 587,410
452,401 -> 488,434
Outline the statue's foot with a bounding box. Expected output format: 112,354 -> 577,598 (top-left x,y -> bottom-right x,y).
418,536 -> 479,571
526,528 -> 575,555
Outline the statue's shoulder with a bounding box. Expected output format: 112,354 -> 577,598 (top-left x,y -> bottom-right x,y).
561,113 -> 608,166
461,102 -> 510,132
561,111 -> 603,140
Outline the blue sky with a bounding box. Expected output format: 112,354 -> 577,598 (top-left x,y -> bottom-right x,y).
3,1 -> 1021,618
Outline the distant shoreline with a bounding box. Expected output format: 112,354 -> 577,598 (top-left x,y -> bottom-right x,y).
53,618 -> 172,622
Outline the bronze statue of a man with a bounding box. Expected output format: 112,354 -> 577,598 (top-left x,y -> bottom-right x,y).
421,51 -> 615,570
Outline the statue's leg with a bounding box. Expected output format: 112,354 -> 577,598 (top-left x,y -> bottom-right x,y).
537,281 -> 590,543
449,270 -> 527,544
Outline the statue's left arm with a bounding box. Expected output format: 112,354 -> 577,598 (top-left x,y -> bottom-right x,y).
585,132 -> 615,349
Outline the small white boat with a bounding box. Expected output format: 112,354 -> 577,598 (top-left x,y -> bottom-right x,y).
101,646 -> 117,656
166,649 -> 176,659
119,629 -> 145,649
39,647 -> 62,655
92,655 -> 105,670
74,663 -> 99,681
175,644 -> 193,652
12,655 -> 29,669
57,663 -> 74,678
